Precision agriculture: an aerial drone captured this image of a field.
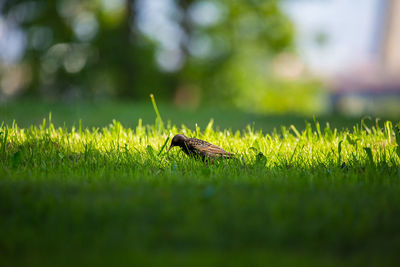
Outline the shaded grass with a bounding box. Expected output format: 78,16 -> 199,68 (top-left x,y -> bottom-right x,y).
0,99 -> 386,131
0,102 -> 400,266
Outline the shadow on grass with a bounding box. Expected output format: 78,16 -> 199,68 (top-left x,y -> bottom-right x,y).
1,140 -> 400,266
1,99 -> 397,132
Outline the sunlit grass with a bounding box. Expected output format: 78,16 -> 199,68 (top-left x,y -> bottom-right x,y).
1,109 -> 400,266
2,115 -> 399,175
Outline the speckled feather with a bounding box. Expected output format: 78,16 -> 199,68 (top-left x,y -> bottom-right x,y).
185,138 -> 234,159
169,134 -> 234,161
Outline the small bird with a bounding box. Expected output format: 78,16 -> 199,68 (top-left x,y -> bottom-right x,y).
168,134 -> 234,161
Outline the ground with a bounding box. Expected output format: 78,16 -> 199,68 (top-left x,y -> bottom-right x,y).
0,100 -> 399,266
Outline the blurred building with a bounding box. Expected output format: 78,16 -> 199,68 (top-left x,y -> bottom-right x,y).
331,0 -> 400,116
381,0 -> 400,76
284,0 -> 400,116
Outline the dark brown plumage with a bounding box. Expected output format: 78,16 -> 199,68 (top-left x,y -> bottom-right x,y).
168,134 -> 234,161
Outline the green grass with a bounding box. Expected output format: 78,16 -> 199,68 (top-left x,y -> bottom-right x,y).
1,101 -> 400,266
0,98 -> 386,131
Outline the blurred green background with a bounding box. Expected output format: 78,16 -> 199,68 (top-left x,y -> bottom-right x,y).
0,0 -> 399,122
0,0 -> 325,116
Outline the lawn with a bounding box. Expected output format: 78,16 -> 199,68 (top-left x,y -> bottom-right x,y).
1,100 -> 400,266
0,99 -> 377,131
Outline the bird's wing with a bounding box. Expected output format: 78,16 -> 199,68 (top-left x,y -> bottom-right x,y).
188,138 -> 234,158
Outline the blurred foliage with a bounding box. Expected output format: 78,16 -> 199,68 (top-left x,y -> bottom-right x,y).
0,0 -> 168,99
0,0 -> 323,113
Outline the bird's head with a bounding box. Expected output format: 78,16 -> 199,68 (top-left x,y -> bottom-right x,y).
169,134 -> 188,151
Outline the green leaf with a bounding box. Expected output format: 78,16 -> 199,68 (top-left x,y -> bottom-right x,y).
158,137 -> 170,156
249,147 -> 258,153
147,145 -> 156,158
290,125 -> 301,138
337,140 -> 343,166
150,94 -> 164,132
205,119 -> 214,135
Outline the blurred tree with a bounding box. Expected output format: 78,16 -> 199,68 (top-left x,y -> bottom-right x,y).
0,0 -> 318,113
172,0 -> 296,107
0,0 -> 168,100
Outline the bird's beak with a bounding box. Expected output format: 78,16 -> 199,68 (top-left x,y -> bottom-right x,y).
168,144 -> 174,152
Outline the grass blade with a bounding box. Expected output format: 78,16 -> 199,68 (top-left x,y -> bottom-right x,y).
158,137 -> 170,156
